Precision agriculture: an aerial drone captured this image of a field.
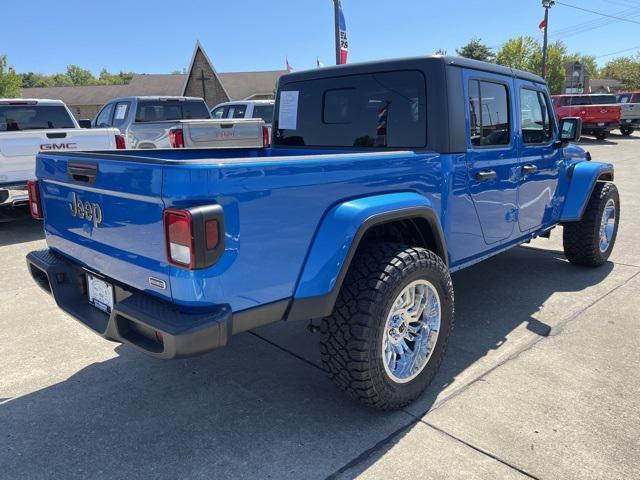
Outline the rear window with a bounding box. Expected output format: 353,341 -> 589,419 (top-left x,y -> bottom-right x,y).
0,105 -> 75,131
274,70 -> 426,148
135,100 -> 210,122
590,95 -> 617,105
252,105 -> 274,123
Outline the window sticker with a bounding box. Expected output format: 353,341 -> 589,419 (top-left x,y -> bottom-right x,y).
278,91 -> 299,130
114,104 -> 128,120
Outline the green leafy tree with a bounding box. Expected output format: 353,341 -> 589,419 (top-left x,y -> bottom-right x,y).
495,36 -> 566,94
98,69 -> 134,85
50,73 -> 74,86
456,38 -> 495,62
66,65 -> 97,86
20,72 -> 56,88
0,55 -> 22,97
601,54 -> 640,90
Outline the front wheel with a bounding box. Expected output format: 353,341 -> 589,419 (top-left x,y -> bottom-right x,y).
563,182 -> 620,267
320,243 -> 454,410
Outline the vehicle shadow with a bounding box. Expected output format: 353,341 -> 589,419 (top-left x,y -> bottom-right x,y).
578,137 -> 618,146
0,246 -> 618,479
0,214 -> 44,247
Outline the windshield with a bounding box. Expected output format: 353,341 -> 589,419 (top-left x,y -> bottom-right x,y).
135,100 -> 211,122
0,105 -> 75,131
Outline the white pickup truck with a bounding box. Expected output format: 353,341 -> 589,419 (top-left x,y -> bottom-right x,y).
94,96 -> 267,149
0,99 -> 121,208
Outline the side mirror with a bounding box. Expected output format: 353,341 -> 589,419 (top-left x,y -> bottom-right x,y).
557,117 -> 582,147
78,119 -> 92,129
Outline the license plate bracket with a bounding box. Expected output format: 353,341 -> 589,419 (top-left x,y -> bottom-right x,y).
87,274 -> 114,314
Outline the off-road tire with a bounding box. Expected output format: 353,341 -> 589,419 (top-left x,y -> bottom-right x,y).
563,182 -> 619,267
320,243 -> 454,410
595,131 -> 608,141
620,127 -> 634,136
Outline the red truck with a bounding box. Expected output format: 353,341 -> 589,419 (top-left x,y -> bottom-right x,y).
552,94 -> 621,140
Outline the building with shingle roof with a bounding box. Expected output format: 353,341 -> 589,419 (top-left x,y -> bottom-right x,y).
21,42 -> 286,120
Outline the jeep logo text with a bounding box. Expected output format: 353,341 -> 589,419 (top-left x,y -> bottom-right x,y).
69,192 -> 103,228
40,143 -> 78,151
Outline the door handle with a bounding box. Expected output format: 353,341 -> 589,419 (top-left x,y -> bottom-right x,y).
522,164 -> 538,176
475,170 -> 497,181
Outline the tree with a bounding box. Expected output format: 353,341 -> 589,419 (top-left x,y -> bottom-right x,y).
495,36 -> 566,94
434,48 -> 447,55
0,55 -> 22,97
66,65 -> 97,86
601,54 -> 640,90
456,38 -> 494,62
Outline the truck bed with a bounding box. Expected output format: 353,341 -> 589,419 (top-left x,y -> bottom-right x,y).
36,147 -> 450,314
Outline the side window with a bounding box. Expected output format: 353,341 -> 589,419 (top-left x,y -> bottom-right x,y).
252,105 -> 274,123
468,80 -> 510,147
228,105 -> 247,119
520,89 -> 553,144
211,106 -> 228,119
112,102 -> 130,128
95,103 -> 114,127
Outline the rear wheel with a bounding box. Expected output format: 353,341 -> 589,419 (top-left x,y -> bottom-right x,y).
595,131 -> 608,140
620,126 -> 634,136
320,243 -> 454,410
563,182 -> 619,267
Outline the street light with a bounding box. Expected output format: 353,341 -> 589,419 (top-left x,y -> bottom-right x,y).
541,0 -> 555,78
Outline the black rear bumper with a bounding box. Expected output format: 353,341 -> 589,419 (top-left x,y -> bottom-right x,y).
26,249 -> 233,359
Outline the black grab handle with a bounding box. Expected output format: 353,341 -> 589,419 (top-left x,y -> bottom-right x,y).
67,162 -> 98,185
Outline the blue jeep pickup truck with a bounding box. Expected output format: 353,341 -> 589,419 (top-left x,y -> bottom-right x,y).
26,57 -> 619,409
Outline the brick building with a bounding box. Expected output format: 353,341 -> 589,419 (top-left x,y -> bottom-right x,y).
21,41 -> 286,120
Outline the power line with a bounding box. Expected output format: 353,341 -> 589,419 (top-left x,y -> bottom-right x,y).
595,45 -> 640,58
555,1 -> 640,25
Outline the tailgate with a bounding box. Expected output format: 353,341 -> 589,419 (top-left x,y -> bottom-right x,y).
620,103 -> 640,121
181,119 -> 264,149
37,152 -> 171,301
582,105 -> 620,123
0,128 -> 118,184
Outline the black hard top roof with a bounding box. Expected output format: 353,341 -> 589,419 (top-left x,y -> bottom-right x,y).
279,55 -> 546,85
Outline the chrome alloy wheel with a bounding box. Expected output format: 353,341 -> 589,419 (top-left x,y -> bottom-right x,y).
599,198 -> 616,253
382,279 -> 441,384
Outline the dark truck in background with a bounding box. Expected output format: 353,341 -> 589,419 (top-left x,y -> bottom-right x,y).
26,56 -> 618,409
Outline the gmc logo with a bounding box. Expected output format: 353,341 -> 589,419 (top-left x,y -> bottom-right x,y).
40,143 -> 78,151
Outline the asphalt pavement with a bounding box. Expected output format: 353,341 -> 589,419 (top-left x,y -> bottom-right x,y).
1,133 -> 638,479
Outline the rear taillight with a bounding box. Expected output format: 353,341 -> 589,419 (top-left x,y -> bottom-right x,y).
169,128 -> 184,148
163,205 -> 224,269
262,126 -> 270,148
27,180 -> 43,220
164,209 -> 195,268
115,134 -> 126,149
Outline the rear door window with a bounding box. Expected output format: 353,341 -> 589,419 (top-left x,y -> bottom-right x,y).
274,70 -> 426,148
227,105 -> 247,119
0,105 -> 76,131
468,80 -> 511,147
252,105 -> 274,123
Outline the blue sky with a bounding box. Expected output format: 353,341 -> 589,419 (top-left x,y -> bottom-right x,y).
3,0 -> 640,75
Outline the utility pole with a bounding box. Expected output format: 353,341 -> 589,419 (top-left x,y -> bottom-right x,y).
541,0 -> 555,78
333,0 -> 341,65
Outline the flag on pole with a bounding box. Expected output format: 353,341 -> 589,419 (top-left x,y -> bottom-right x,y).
286,58 -> 293,73
316,58 -> 325,68
539,19 -> 546,33
338,1 -> 348,64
